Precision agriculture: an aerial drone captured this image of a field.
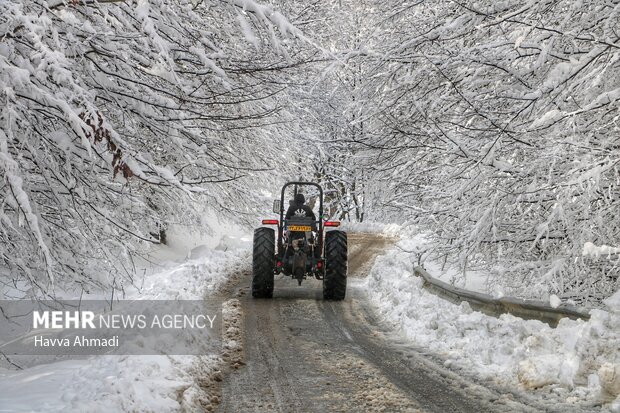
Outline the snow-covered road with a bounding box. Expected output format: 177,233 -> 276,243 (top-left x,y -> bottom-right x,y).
214,234 -> 580,413
2,231 -> 616,412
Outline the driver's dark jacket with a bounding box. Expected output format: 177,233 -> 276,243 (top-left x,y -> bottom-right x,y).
285,202 -> 316,220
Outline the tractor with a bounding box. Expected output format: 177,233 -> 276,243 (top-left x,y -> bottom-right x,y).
252,181 -> 347,300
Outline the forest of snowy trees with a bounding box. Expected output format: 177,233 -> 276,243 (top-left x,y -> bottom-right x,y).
1,0 -> 618,304
345,0 -> 620,304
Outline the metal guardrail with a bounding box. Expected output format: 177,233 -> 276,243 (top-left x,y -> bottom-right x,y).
413,266 -> 591,326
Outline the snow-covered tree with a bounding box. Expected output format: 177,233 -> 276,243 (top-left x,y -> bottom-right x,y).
0,0 -> 312,298
347,0 -> 620,303
3,0 -> 618,305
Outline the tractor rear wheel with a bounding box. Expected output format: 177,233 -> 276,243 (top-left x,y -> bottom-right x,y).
323,230 -> 347,300
252,227 -> 275,298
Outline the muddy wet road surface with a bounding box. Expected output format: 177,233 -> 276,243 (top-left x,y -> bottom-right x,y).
215,234 -> 564,413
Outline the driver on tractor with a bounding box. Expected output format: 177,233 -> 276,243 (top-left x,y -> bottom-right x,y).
285,193 -> 316,220
284,193 -> 317,259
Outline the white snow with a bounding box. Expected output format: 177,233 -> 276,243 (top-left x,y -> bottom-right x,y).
604,290 -> 620,313
549,294 -> 562,308
237,13 -> 259,48
583,242 -> 620,258
404,232 -> 492,294
359,236 -> 620,410
0,220 -> 251,412
531,109 -> 562,129
0,355 -> 214,413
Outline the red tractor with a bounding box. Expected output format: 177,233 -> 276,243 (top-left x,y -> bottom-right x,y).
252,181 -> 347,300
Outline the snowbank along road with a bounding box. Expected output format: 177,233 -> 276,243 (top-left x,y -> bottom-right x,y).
214,233 -> 584,413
